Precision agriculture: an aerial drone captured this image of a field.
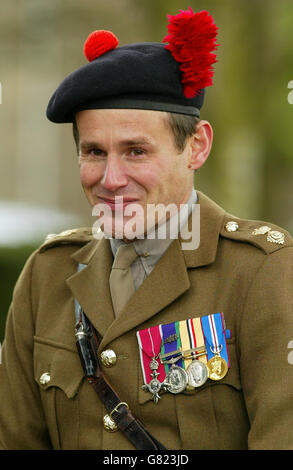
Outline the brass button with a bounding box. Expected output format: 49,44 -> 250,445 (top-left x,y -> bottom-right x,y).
103,402 -> 129,432
225,221 -> 239,232
40,372 -> 51,385
103,414 -> 118,432
100,349 -> 117,367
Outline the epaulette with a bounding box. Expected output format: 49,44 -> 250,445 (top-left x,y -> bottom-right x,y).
39,227 -> 93,253
220,214 -> 293,255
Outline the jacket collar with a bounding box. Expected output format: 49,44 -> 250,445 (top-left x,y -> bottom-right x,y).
181,191 -> 225,268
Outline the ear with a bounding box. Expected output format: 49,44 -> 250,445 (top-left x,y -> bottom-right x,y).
187,120 -> 213,170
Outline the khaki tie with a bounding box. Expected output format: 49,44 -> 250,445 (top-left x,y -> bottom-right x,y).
109,244 -> 138,316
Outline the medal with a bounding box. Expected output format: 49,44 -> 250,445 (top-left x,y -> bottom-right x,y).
137,312 -> 231,402
177,317 -> 209,390
201,312 -> 230,382
200,311 -> 230,381
141,356 -> 163,403
137,327 -> 166,403
164,364 -> 188,394
161,321 -> 184,373
207,347 -> 228,381
187,360 -> 208,387
141,372 -> 162,403
160,321 -> 188,394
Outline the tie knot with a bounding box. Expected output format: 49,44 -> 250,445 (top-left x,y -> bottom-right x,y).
112,243 -> 138,269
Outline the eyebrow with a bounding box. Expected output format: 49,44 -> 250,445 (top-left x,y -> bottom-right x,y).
79,137 -> 155,151
80,141 -> 100,151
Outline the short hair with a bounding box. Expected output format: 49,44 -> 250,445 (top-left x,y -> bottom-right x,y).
166,113 -> 199,152
72,112 -> 199,154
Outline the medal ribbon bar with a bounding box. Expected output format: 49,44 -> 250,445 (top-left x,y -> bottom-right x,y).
179,319 -> 193,369
190,317 -> 208,364
160,321 -> 183,372
137,326 -> 166,385
200,312 -> 230,366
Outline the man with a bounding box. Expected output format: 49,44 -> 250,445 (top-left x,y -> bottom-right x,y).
0,8 -> 293,450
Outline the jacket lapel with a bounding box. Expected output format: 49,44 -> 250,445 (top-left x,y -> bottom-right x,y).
98,238 -> 190,350
66,237 -> 114,338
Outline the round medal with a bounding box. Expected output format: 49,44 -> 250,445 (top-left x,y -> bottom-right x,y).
207,355 -> 228,381
187,360 -> 208,388
164,365 -> 188,394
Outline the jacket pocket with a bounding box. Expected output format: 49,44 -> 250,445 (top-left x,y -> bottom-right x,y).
175,341 -> 248,449
33,336 -> 84,397
137,340 -> 246,449
33,336 -> 84,449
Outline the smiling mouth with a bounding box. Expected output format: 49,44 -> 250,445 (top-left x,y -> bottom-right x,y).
98,196 -> 139,209
99,196 -> 138,202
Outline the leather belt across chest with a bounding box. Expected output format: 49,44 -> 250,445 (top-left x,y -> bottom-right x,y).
74,303 -> 166,450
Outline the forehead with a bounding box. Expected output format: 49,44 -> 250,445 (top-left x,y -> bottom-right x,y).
75,108 -> 170,137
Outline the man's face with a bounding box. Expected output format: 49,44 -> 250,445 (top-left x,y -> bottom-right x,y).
76,108 -> 194,239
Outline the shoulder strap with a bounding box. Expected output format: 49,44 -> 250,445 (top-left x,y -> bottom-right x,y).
74,265 -> 166,450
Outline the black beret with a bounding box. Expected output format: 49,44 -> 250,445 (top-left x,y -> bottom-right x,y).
46,8 -> 218,124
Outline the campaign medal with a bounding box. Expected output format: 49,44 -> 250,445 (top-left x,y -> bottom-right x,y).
164,364 -> 188,394
160,321 -> 188,393
178,317 -> 209,389
160,321 -> 184,372
137,326 -> 166,403
201,313 -> 230,381
187,360 -> 208,387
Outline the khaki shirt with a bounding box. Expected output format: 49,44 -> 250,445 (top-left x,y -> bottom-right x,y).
0,191 -> 293,450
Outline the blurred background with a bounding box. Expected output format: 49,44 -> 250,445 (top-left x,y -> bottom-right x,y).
1,0 -> 293,341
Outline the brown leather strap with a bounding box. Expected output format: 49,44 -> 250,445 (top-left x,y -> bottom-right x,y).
88,376 -> 165,450
75,313 -> 166,450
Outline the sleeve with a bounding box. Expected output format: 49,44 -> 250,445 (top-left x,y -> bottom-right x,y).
0,252 -> 52,449
239,246 -> 293,449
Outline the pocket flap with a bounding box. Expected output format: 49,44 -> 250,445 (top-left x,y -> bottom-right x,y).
33,336 -> 84,399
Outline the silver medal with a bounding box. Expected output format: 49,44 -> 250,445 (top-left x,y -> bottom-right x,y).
163,364 -> 188,394
186,360 -> 208,388
142,357 -> 163,403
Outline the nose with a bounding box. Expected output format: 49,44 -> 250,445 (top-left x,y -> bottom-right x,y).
100,155 -> 128,191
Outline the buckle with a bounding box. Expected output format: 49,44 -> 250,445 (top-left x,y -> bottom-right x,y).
110,401 -> 129,419
103,402 -> 129,433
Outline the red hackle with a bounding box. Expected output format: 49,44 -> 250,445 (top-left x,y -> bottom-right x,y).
163,7 -> 219,98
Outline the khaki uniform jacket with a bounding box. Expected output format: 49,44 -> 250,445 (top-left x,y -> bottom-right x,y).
0,191 -> 293,450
